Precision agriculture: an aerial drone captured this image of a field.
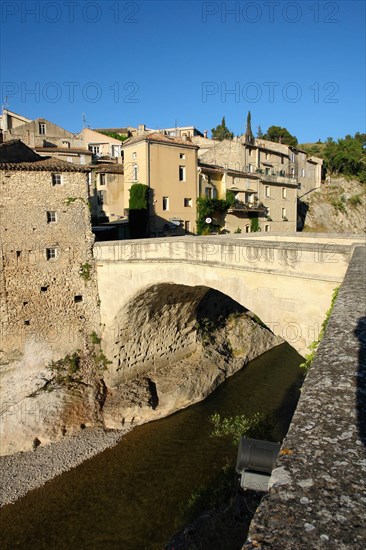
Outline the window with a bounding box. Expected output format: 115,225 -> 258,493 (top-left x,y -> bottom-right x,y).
180,153 -> 185,159
133,164 -> 138,182
74,295 -> 83,303
62,140 -> 70,148
265,224 -> 270,232
290,153 -> 295,162
179,165 -> 186,181
265,185 -> 270,198
100,173 -> 106,186
245,225 -> 250,233
205,187 -> 213,199
301,168 -> 305,177
248,164 -> 253,173
132,152 -> 137,159
282,207 -> 287,219
282,188 -> 287,199
47,211 -> 57,223
88,145 -> 100,155
97,191 -> 105,205
291,168 -> 295,178
39,123 -> 46,135
184,198 -> 192,207
162,196 -> 169,211
184,220 -> 191,233
52,173 -> 62,186
265,167 -> 270,175
46,247 -> 57,260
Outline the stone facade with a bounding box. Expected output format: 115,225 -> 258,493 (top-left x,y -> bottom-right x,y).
90,164 -> 125,224
1,113 -> 91,165
197,137 -> 323,233
0,145 -> 99,362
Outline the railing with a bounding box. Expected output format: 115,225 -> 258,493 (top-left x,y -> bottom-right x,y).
260,172 -> 297,184
227,200 -> 267,214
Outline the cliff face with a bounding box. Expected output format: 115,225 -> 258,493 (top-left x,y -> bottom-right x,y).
0,286 -> 282,456
299,177 -> 366,233
102,311 -> 283,430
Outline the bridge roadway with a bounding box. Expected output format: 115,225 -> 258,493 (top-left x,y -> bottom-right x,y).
94,233 -> 364,358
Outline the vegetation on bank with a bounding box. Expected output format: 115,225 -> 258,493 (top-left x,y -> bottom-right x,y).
181,410 -> 273,524
210,412 -> 272,444
300,286 -> 340,372
42,332 -> 111,389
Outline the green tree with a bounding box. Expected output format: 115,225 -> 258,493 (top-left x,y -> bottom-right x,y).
257,125 -> 263,138
323,133 -> 366,179
211,116 -> 234,141
263,125 -> 298,147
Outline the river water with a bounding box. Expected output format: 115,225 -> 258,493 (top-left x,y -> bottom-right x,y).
0,343 -> 303,550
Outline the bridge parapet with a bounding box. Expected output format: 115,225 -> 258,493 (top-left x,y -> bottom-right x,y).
244,244 -> 366,549
94,236 -> 352,282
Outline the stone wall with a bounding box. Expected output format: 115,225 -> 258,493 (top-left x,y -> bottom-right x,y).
0,167 -> 100,360
243,244 -> 366,549
0,164 -> 101,455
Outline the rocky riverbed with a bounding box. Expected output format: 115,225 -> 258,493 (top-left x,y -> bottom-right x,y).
0,427 -> 129,507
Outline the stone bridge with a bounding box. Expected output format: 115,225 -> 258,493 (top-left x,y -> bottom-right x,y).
94,233 -> 364,363
94,234 -> 366,547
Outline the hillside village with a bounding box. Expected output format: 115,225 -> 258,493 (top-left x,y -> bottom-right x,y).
0,109 -> 324,241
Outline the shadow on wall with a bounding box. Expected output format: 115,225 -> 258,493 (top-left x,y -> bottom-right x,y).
296,198 -> 309,231
355,316 -> 366,447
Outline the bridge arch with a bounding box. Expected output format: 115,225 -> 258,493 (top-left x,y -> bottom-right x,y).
103,281 -> 253,386
95,236 -> 356,365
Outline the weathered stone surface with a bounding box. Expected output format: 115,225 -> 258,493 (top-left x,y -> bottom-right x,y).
103,308 -> 283,430
301,177 -> 366,233
0,164 -> 100,455
243,245 -> 366,549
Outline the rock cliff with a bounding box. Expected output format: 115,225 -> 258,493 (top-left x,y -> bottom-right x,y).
299,177 -> 366,233
0,287 -> 282,456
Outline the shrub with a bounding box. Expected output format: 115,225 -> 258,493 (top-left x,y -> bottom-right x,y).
79,262 -> 92,281
348,194 -> 362,206
209,412 -> 271,444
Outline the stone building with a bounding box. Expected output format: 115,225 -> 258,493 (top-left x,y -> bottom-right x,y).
0,110 -> 92,165
195,134 -> 323,233
78,128 -> 124,163
123,131 -> 199,236
0,140 -> 99,362
90,163 -> 125,224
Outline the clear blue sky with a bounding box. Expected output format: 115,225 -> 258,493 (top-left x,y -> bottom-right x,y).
1,0 -> 365,143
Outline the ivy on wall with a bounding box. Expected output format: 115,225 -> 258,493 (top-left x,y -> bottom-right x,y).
129,183 -> 149,238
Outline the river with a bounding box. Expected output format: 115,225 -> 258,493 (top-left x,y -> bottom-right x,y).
0,342 -> 303,550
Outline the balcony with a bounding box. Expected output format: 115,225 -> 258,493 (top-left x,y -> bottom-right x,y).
227,200 -> 267,215
260,171 -> 297,185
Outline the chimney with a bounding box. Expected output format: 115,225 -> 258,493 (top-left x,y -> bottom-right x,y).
203,130 -> 208,138
138,124 -> 146,135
